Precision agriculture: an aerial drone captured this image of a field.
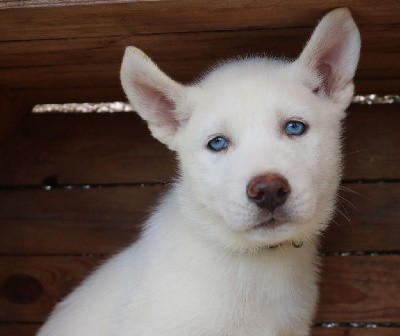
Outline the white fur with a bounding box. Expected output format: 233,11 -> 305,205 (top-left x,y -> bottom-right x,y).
38,8 -> 360,336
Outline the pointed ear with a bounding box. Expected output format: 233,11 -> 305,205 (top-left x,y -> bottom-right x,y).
120,47 -> 188,148
297,8 -> 361,107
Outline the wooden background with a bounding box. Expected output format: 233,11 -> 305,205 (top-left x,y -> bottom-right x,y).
0,1 -> 399,335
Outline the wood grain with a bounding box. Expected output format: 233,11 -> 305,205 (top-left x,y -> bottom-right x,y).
0,113 -> 175,185
0,25 -> 398,78
0,88 -> 29,145
0,1 -> 399,101
0,256 -> 104,322
0,186 -> 166,255
0,105 -> 399,186
0,256 -> 398,322
343,105 -> 400,180
322,183 -> 400,252
317,256 -> 400,322
0,0 -> 139,8
0,183 -> 399,255
0,25 -> 398,98
0,324 -> 40,336
1,0 -> 399,40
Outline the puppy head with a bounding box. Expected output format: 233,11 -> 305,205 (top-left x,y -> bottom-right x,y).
121,8 -> 360,250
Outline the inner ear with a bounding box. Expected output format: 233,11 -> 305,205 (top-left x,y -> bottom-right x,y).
297,8 -> 361,104
120,46 -> 189,148
315,62 -> 331,94
314,36 -> 347,96
133,80 -> 180,132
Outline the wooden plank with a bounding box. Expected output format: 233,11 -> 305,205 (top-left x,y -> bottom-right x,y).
0,256 -> 104,322
0,186 -> 166,255
0,88 -> 30,145
0,113 -> 175,185
1,27 -> 320,70
0,105 -> 399,186
322,183 -> 400,252
0,2 -> 399,98
0,25 -> 398,96
1,0 -> 399,40
1,25 -> 398,77
317,256 -> 400,322
355,79 -> 400,95
0,184 -> 399,255
344,105 -> 400,180
0,256 -> 398,322
0,0 -> 140,8
0,324 -> 39,336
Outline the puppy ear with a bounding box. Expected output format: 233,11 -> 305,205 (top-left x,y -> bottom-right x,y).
120,47 -> 188,148
297,8 -> 361,107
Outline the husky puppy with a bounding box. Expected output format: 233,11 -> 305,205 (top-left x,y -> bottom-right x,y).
38,8 -> 360,336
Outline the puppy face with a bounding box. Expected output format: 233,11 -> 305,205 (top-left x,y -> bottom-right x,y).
175,60 -> 344,247
121,8 -> 360,249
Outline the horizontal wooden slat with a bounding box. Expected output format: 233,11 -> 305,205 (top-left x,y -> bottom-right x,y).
0,256 -> 104,322
1,0 -> 399,40
0,25 -> 398,86
0,183 -> 399,254
0,89 -> 29,145
0,26 -> 398,98
0,105 -> 398,185
0,186 -> 166,255
322,183 -> 400,252
0,256 -> 398,322
0,324 -> 398,336
0,113 -> 175,185
0,1 -> 399,100
343,105 -> 400,180
318,256 -> 400,322
0,324 -> 40,336
0,0 -> 138,8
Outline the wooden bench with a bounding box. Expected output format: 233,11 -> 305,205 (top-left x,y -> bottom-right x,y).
0,1 -> 399,335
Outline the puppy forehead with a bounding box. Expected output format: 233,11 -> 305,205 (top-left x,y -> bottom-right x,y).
199,59 -> 291,99
191,60 -> 315,129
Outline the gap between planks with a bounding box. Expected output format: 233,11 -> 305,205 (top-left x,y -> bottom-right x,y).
1,179 -> 400,192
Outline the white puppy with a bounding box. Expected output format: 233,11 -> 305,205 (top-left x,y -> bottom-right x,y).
38,8 -> 360,336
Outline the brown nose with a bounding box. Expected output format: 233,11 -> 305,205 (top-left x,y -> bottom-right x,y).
246,174 -> 290,211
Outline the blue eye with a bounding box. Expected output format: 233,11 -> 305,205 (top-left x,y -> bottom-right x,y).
207,136 -> 229,152
285,121 -> 307,136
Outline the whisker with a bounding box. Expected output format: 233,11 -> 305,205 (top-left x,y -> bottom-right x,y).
336,208 -> 350,223
343,148 -> 368,156
329,217 -> 340,227
338,201 -> 350,220
339,185 -> 359,193
337,194 -> 358,211
339,185 -> 369,200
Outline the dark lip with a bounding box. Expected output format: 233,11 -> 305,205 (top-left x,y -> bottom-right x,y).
253,217 -> 285,229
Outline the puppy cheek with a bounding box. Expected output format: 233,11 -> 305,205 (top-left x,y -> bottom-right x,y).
183,156 -> 225,213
